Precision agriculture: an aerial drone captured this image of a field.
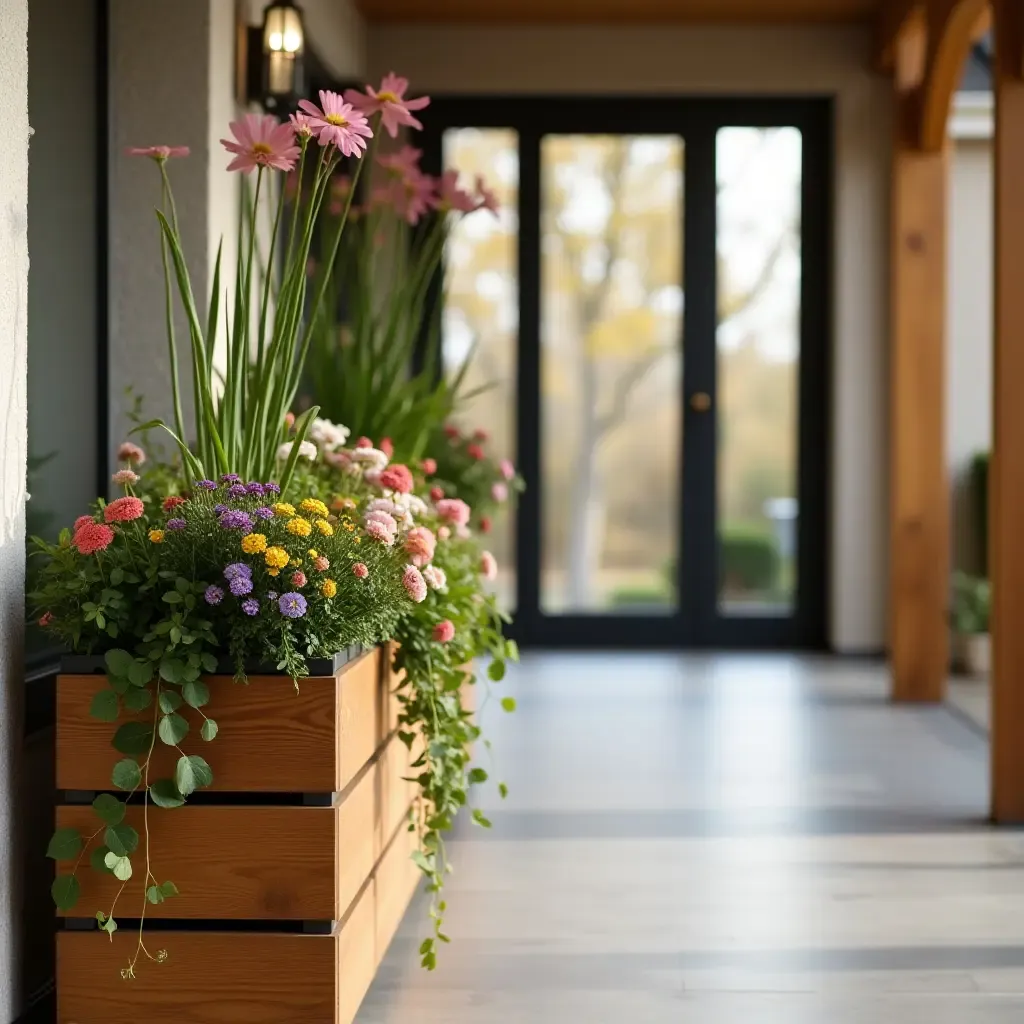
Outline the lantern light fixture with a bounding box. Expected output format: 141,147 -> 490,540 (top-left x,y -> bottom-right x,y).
241,1 -> 306,112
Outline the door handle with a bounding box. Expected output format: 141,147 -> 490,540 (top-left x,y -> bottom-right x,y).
689,392 -> 712,413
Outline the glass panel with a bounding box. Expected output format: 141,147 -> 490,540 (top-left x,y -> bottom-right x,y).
540,135 -> 683,614
442,128 -> 519,609
716,127 -> 802,614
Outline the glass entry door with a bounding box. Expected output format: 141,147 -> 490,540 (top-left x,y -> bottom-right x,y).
426,98 -> 830,648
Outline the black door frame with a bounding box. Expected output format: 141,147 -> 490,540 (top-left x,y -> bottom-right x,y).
422,95 -> 832,649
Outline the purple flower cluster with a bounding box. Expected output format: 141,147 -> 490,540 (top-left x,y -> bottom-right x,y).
278,592 -> 307,619
213,503 -> 228,515
230,576 -> 253,596
218,509 -> 253,531
221,473 -> 241,484
264,482 -> 281,495
204,585 -> 224,605
246,482 -> 265,496
254,506 -> 275,521
166,518 -> 186,531
196,479 -> 217,490
224,563 -> 250,581
227,483 -> 248,499
241,598 -> 260,616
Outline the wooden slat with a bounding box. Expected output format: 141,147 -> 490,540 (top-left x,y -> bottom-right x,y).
376,733 -> 416,853
990,0 -> 1024,822
57,650 -> 382,793
337,877 -> 378,1024
889,29 -> 949,702
374,818 -> 420,966
338,759 -> 378,918
56,805 -> 337,920
58,930 -> 339,1023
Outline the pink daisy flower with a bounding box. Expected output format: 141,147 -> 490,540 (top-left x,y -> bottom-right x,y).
289,112 -> 315,140
423,564 -> 447,591
352,562 -> 369,579
492,483 -> 509,502
404,526 -> 436,568
378,146 -> 423,177
297,91 -> 373,156
221,113 -> 300,174
126,146 -> 190,161
365,520 -> 395,546
480,550 -> 498,581
499,458 -> 516,481
344,74 -> 430,139
104,496 -> 145,524
436,498 -> 471,527
432,170 -> 477,214
432,619 -> 455,644
402,565 -> 427,604
379,464 -> 414,494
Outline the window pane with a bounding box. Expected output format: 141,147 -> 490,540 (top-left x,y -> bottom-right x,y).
442,128 -> 519,609
540,135 -> 683,614
716,127 -> 802,614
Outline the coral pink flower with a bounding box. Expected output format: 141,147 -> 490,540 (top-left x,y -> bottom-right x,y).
221,113 -> 300,173
492,482 -> 509,503
284,411 -> 296,429
38,611 -> 54,627
437,498 -> 471,527
378,146 -> 423,177
421,458 -> 437,476
365,520 -> 395,546
437,525 -> 451,540
430,486 -> 445,503
475,175 -> 500,214
365,509 -> 398,534
444,425 -> 460,440
379,464 -> 414,494
473,428 -> 489,442
432,170 -> 477,214
112,469 -> 139,486
73,515 -> 94,533
432,619 -> 455,644
352,562 -> 369,579
467,443 -> 485,461
104,496 -> 145,524
378,169 -> 435,225
297,91 -> 373,156
480,550 -> 498,581
127,146 -> 190,161
162,495 -> 186,513
74,522 -> 115,555
404,526 -> 436,568
480,516 -> 492,533
289,112 -> 315,140
379,437 -> 395,459
117,442 -> 146,465
402,564 -> 427,603
344,73 -> 430,138
499,458 -> 515,481
314,556 -> 330,572
355,436 -> 374,450
423,564 -> 447,590
291,571 -> 307,588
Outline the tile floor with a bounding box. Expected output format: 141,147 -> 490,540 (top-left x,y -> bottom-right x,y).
357,654 -> 1024,1022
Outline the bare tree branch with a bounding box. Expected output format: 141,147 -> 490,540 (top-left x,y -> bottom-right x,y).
595,349 -> 665,438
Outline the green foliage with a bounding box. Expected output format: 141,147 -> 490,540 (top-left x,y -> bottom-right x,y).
952,572 -> 990,634
719,524 -> 781,594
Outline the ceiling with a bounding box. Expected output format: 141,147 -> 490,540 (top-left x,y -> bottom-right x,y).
353,0 -> 886,24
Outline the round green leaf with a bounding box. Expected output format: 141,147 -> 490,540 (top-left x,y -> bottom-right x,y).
99,914 -> 117,938
104,648 -> 134,678
146,885 -> 165,905
46,827 -> 82,861
104,823 -> 139,857
92,793 -> 125,826
158,691 -> 183,714
128,659 -> 153,687
487,660 -> 506,682
149,779 -> 185,809
51,874 -> 80,911
175,754 -> 213,797
104,852 -> 132,882
90,845 -> 113,874
468,767 -> 488,784
111,758 -> 141,791
159,880 -> 179,897
159,658 -> 185,684
182,680 -> 210,709
109,674 -> 130,695
200,718 -> 218,742
122,687 -> 152,712
88,689 -> 119,723
500,696 -> 516,713
158,712 -> 189,746
112,722 -> 153,755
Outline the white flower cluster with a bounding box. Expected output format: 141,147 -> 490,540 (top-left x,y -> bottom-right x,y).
308,417 -> 350,452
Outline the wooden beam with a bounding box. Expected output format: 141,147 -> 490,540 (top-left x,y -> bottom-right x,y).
989,0 -> 1024,822
889,21 -> 949,704
876,1 -> 924,71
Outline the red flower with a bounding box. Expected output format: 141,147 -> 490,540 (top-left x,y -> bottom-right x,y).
73,515 -> 94,533
430,486 -> 445,502
480,516 -> 493,534
444,425 -> 460,440
379,437 -> 394,458
355,436 -> 374,450
38,611 -> 54,627
352,562 -> 369,579
73,522 -> 115,555
103,496 -> 145,524
467,444 -> 485,461
421,458 -> 437,476
162,495 -> 186,513
473,429 -> 489,442
379,464 -> 414,494
432,619 -> 455,643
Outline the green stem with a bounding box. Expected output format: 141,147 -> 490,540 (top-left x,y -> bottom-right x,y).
158,165 -> 187,448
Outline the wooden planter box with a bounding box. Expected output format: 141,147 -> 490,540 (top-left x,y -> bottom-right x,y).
56,648 -> 421,1024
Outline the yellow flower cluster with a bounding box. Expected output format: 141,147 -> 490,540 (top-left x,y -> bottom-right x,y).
315,518 -> 333,536
265,546 -> 289,569
321,579 -> 337,598
272,502 -> 295,518
148,529 -> 165,544
300,498 -> 330,518
241,532 -> 267,554
287,517 -> 312,537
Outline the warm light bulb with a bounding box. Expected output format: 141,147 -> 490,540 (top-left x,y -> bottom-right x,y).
268,30 -> 283,51
283,28 -> 302,52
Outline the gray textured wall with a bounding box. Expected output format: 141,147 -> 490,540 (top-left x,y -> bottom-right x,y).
0,0 -> 29,1017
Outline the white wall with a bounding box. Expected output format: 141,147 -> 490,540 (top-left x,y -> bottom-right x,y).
948,137 -> 992,574
368,24 -> 892,651
0,2 -> 29,1017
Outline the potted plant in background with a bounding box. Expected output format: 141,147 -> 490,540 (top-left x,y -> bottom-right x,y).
952,571 -> 991,677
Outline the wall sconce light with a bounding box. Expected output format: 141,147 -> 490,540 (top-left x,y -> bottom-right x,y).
239,1 -> 306,112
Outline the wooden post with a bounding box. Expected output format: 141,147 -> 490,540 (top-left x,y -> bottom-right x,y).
990,0 -> 1024,822
889,24 -> 950,703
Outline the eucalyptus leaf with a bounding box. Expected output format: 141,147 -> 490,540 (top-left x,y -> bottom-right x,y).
100,914 -> 117,939
104,823 -> 139,857
158,691 -> 183,714
122,687 -> 152,712
175,754 -> 213,796
105,853 -> 132,882
159,880 -> 179,897
112,722 -> 153,755
158,712 -> 189,746
146,885 -> 165,905
182,680 -> 210,709
46,827 -> 82,861
128,660 -> 154,687
500,696 -> 516,713
104,648 -> 134,679
487,660 -> 506,682
90,844 -> 113,874
111,758 -> 141,791
159,658 -> 185,684
51,875 -> 80,911
88,689 -> 119,723
92,793 -> 125,826
200,718 -> 219,741
149,779 -> 185,809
